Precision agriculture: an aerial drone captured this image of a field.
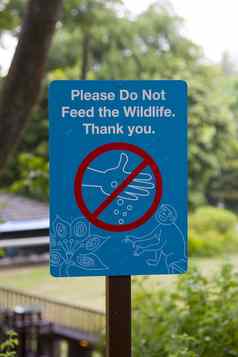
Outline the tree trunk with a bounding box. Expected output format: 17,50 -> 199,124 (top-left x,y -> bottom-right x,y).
0,0 -> 63,172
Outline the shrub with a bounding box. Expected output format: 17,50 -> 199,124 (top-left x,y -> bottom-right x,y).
133,265 -> 238,357
0,331 -> 18,357
10,153 -> 48,201
189,206 -> 238,256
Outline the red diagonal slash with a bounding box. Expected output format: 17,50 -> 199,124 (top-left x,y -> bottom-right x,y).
74,142 -> 163,232
92,159 -> 148,218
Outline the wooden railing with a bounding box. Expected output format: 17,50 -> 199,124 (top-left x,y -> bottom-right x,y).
0,219 -> 105,341
0,286 -> 105,336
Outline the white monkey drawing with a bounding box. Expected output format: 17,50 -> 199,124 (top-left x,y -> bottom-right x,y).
124,204 -> 186,273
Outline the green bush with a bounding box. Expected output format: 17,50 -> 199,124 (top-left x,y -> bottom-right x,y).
10,153 -> 49,201
133,265 -> 238,357
189,206 -> 238,256
0,331 -> 18,357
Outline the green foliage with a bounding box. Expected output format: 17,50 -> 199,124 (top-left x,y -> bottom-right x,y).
206,77 -> 238,211
0,0 -> 25,33
188,69 -> 236,209
133,265 -> 238,357
189,206 -> 238,256
0,331 -> 18,357
0,0 -> 238,212
10,153 -> 48,201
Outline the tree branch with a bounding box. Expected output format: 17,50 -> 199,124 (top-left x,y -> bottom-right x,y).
0,0 -> 63,172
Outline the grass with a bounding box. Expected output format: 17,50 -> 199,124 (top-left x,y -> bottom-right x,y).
0,265 -> 105,310
0,255 -> 238,311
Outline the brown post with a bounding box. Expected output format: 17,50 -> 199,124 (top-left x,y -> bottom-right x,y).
106,276 -> 131,357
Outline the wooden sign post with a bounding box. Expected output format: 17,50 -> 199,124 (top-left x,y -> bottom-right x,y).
106,276 -> 131,357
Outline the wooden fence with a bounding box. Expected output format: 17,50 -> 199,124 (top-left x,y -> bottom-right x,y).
0,286 -> 104,336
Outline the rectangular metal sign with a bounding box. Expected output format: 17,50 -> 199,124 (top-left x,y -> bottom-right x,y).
49,80 -> 187,277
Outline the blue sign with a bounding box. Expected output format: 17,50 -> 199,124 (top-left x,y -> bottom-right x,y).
49,80 -> 187,277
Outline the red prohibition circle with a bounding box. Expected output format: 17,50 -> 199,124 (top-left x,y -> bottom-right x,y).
74,142 -> 163,232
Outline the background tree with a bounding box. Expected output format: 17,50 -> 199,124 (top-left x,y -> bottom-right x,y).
0,0 -> 237,211
0,0 -> 63,172
206,77 -> 238,210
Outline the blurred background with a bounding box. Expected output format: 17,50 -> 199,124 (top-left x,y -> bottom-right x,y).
0,0 -> 238,356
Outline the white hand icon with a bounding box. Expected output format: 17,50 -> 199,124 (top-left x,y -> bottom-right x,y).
83,152 -> 155,201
